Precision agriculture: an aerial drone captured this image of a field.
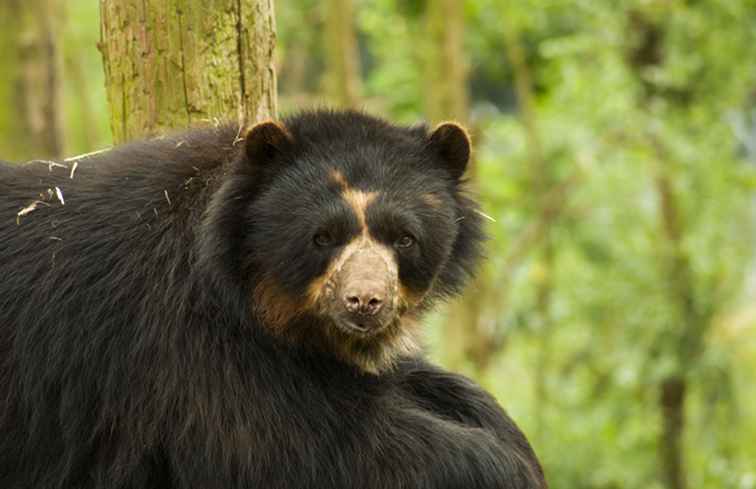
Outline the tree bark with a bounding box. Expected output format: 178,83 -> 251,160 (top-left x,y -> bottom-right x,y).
99,0 -> 277,143
0,0 -> 64,161
324,0 -> 362,109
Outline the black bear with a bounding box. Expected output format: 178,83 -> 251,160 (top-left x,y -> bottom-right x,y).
0,110 -> 546,489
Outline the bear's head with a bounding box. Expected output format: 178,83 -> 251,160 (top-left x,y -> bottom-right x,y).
202,111 -> 484,373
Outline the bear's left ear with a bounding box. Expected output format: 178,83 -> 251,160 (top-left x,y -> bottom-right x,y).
245,120 -> 293,164
428,122 -> 471,180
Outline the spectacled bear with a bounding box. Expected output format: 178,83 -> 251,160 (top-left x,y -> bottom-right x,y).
0,110 -> 546,489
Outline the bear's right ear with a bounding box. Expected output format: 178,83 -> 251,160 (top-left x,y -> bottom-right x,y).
244,120 -> 292,163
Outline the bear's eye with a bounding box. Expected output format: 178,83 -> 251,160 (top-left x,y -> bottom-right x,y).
314,233 -> 334,247
395,235 -> 415,249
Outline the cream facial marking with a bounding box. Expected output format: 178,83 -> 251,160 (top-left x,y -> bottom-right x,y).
322,168 -> 429,312
307,234 -> 396,310
329,168 -> 348,190
328,168 -> 378,234
343,189 -> 378,233
257,168 -> 431,373
421,192 -> 444,209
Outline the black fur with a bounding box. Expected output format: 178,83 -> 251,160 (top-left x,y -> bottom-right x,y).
0,110 -> 546,488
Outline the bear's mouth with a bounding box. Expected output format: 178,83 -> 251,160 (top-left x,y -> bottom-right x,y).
331,316 -> 388,338
323,313 -> 423,374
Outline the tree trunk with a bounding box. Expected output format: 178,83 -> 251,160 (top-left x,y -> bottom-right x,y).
660,376 -> 687,489
651,139 -> 694,489
99,0 -> 277,143
625,8 -> 703,489
0,0 -> 64,161
424,0 -> 468,124
324,0 -> 361,109
502,12 -> 555,438
423,0 -> 498,377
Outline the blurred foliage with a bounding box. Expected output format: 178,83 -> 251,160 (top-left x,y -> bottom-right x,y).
2,0 -> 756,487
279,1 -> 756,487
61,0 -> 111,155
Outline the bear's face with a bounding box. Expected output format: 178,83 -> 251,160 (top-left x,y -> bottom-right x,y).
225,113 -> 483,373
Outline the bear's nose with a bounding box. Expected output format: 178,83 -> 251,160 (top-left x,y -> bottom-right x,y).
343,285 -> 384,317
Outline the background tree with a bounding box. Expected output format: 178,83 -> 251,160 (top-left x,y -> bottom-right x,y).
276,0 -> 322,109
0,0 -> 64,160
421,0 -> 501,382
63,0 -> 109,153
500,7 -> 560,440
324,0 -> 362,108
423,0 -> 468,124
99,0 -> 277,142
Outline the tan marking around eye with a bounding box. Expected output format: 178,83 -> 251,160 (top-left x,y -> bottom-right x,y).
329,168 -> 348,191
306,170 -> 383,308
421,193 -> 443,209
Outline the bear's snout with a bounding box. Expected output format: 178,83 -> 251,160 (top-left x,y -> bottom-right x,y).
327,239 -> 398,335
